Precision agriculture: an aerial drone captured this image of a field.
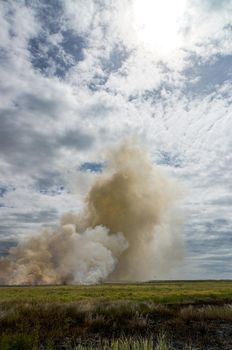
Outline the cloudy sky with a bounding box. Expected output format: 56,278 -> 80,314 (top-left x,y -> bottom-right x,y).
0,0 -> 232,279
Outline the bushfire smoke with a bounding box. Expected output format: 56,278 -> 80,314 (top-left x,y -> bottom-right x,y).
0,141 -> 183,285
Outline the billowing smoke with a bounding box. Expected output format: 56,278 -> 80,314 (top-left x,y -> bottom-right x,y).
0,141 -> 183,285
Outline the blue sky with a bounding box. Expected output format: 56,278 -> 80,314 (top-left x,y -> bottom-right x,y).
0,0 -> 232,279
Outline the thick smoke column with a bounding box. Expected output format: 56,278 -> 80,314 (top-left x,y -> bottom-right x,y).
0,141 -> 183,285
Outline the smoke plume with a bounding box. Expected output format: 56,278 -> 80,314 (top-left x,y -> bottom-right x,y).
0,141 -> 183,285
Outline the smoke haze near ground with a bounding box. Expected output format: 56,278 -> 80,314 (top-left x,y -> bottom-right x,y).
0,141 -> 183,285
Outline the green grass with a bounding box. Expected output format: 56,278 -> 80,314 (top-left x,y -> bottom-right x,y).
0,335 -> 170,350
0,281 -> 232,304
74,335 -> 169,350
1,281 -> 232,349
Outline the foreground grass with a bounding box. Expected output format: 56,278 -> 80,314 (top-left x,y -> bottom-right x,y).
1,280 -> 232,303
1,299 -> 232,349
1,281 -> 232,349
1,334 -> 170,350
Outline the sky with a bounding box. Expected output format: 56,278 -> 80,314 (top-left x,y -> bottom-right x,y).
0,0 -> 232,279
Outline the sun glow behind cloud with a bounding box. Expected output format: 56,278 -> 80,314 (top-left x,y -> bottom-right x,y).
133,0 -> 187,54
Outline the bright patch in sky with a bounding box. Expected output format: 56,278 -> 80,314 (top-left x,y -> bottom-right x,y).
133,0 -> 187,53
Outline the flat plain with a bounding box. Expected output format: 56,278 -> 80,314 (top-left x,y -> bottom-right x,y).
1,281 -> 232,349
1,280 -> 232,303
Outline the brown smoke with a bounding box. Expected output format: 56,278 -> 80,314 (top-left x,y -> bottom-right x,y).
0,141 -> 183,285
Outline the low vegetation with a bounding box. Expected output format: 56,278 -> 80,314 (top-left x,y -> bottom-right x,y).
1,334 -> 171,350
1,280 -> 232,303
1,281 -> 232,349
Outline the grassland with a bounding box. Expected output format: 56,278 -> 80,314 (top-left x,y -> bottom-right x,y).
1,281 -> 232,349
1,280 -> 232,304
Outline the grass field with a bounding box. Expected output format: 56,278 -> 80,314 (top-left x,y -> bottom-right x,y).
1,281 -> 232,349
1,280 -> 232,304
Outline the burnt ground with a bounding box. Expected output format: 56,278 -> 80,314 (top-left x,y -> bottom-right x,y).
47,300 -> 232,349
1,298 -> 232,349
